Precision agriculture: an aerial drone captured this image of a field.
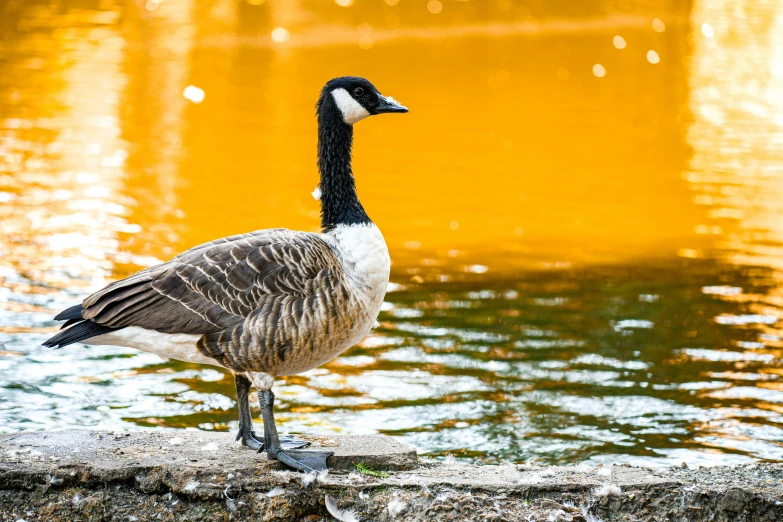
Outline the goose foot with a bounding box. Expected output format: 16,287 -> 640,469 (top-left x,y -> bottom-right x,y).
236,429 -> 310,452
268,447 -> 332,473
258,389 -> 334,473
236,429 -> 264,451
279,435 -> 311,450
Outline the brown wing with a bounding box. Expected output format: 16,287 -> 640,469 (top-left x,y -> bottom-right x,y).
80,229 -> 341,336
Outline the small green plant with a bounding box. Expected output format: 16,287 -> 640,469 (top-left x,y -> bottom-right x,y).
355,462 -> 390,478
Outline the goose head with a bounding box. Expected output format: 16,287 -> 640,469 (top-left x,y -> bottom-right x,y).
319,76 -> 408,126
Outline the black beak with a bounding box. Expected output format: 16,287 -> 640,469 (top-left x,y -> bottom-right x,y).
375,95 -> 409,114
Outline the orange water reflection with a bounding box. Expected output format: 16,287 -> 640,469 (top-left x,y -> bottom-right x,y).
686,0 -> 783,272
0,0 -> 708,284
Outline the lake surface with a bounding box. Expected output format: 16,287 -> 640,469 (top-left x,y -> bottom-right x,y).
2,0 -> 783,466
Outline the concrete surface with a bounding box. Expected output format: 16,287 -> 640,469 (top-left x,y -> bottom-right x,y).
1,430 -> 782,521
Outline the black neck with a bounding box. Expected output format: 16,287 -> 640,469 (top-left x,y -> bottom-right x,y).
317,93 -> 371,232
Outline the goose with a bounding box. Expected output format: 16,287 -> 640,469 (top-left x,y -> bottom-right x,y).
43,76 -> 408,472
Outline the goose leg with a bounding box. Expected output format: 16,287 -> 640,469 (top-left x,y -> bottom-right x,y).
258,389 -> 333,472
234,374 -> 264,450
234,374 -> 309,451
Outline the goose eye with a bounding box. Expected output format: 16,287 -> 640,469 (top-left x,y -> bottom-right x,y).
353,87 -> 364,97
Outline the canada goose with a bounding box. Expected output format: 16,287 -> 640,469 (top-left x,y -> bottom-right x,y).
43,76 -> 408,472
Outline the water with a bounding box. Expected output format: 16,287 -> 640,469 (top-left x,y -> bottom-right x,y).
2,0 -> 783,467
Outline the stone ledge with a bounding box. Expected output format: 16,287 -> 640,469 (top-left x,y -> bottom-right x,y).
0,430 -> 417,482
1,431 -> 782,521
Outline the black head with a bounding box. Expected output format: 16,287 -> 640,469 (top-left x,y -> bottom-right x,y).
318,76 -> 408,125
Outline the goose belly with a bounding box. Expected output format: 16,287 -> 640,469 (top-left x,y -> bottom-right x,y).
271,285 -> 386,376
86,327 -> 222,367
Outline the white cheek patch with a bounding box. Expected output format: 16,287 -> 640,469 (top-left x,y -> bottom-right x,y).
331,88 -> 370,124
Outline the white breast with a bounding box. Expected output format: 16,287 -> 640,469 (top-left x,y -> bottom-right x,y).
324,223 -> 391,346
324,223 -> 391,289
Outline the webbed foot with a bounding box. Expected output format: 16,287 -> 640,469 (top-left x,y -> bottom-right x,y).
270,447 -> 333,473
236,428 -> 263,451
237,430 -> 310,451
256,388 -> 333,473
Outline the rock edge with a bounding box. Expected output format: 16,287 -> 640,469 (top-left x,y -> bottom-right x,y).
1,430 -> 783,521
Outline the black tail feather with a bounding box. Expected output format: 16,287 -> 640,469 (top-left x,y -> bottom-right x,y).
43,320 -> 119,349
61,317 -> 83,329
54,304 -> 84,322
